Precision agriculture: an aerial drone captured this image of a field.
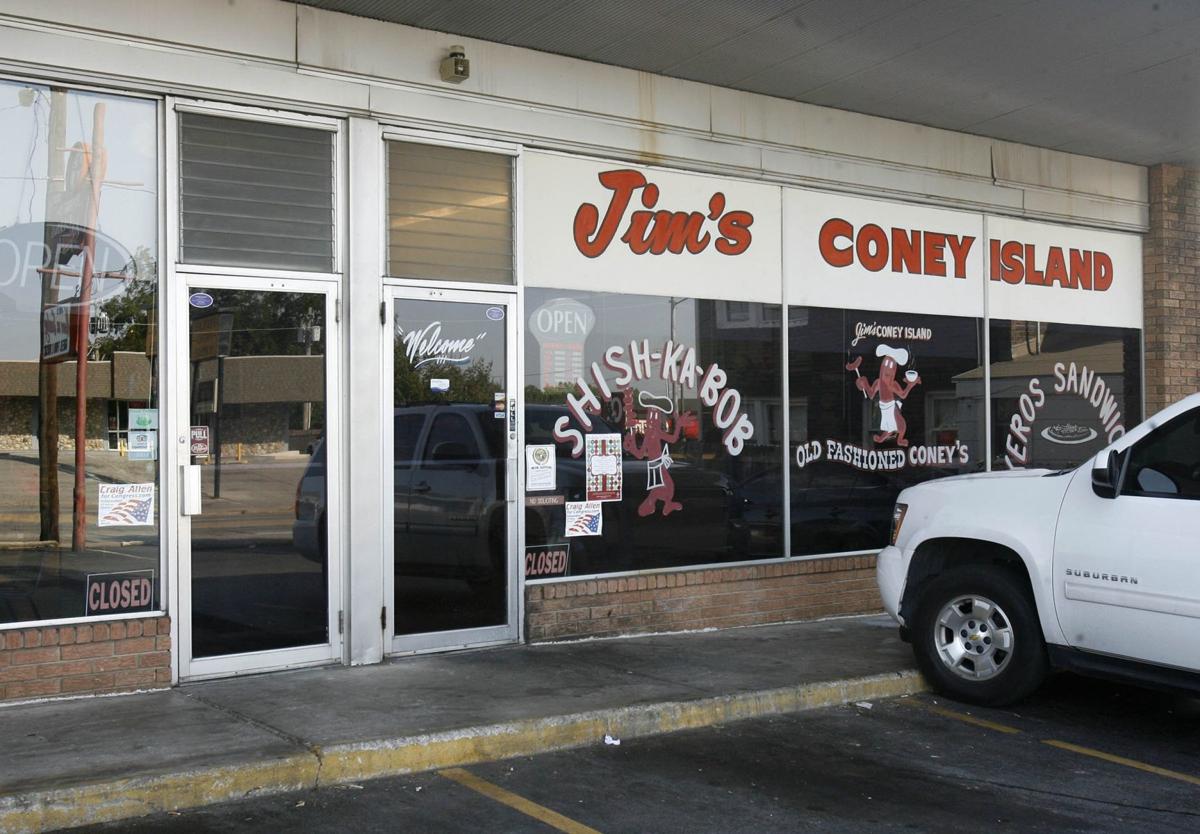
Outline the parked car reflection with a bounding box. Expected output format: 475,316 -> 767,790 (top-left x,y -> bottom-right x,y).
730,460 -> 964,557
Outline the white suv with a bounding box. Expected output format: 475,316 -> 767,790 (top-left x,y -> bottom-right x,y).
878,393 -> 1200,705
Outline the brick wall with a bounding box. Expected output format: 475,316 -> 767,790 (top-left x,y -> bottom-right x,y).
1144,164 -> 1200,414
0,616 -> 171,703
526,556 -> 881,641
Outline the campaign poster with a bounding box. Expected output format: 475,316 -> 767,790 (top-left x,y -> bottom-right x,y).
98,483 -> 155,527
565,501 -> 602,537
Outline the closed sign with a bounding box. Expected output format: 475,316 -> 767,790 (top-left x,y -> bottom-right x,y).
525,545 -> 570,579
85,570 -> 155,616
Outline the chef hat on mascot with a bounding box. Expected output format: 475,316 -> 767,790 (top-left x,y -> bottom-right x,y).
638,390 -> 675,414
875,343 -> 909,365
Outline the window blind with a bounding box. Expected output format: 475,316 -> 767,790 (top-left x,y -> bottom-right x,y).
179,113 -> 334,272
387,141 -> 514,284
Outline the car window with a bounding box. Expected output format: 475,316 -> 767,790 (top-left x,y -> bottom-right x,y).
474,411 -> 506,459
523,409 -> 559,445
524,406 -> 618,444
1123,410 -> 1200,499
394,414 -> 423,469
422,412 -> 480,465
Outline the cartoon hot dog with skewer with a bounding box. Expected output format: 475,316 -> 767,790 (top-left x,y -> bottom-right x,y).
845,344 -> 921,447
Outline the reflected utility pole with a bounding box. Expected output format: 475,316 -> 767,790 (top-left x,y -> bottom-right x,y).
298,309 -> 320,432
37,88 -> 66,545
71,102 -> 107,552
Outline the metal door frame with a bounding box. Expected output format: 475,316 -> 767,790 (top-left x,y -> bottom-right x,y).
173,273 -> 344,681
383,285 -> 521,655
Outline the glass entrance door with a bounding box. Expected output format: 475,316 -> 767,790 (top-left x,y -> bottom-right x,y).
387,288 -> 519,652
179,279 -> 340,678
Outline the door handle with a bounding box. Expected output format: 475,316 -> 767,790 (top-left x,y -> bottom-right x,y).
181,464 -> 202,515
413,481 -> 432,494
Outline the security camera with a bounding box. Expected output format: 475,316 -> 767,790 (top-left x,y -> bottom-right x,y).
440,45 -> 470,84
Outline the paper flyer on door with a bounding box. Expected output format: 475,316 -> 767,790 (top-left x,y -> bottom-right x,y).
585,433 -> 622,501
525,444 -> 556,491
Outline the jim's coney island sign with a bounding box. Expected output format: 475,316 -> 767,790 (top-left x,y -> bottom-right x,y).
524,154 -> 1140,328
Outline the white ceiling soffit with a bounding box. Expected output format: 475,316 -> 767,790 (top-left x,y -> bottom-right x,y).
295,0 -> 1200,168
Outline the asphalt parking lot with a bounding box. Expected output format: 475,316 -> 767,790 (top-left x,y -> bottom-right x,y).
73,673 -> 1199,834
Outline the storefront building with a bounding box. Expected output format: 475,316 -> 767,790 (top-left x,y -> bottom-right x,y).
0,0 -> 1176,700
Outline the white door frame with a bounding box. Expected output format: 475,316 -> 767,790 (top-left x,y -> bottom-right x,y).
383,285 -> 522,655
173,273 -> 344,681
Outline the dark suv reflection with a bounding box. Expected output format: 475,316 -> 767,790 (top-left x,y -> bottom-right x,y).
295,404 -> 760,580
293,404 -> 508,585
393,404 -> 508,587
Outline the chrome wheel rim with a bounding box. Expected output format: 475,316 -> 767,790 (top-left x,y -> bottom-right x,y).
932,594 -> 1015,682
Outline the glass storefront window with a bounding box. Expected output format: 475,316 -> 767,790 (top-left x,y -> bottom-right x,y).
989,320 -> 1142,471
523,289 -> 783,576
390,297 -> 510,635
0,81 -> 160,625
788,307 -> 986,556
188,288 -> 330,657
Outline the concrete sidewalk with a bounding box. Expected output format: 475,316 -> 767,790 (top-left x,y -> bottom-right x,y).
0,615 -> 924,833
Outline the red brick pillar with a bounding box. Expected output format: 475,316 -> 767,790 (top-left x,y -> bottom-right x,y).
1144,164 -> 1200,414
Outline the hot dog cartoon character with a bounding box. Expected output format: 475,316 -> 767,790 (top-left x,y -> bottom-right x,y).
845,344 -> 921,447
622,389 -> 698,517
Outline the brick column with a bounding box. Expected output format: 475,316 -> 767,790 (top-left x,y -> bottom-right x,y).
1144,164 -> 1200,414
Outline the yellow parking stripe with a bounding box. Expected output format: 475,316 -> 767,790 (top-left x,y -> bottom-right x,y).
911,699 -> 1200,787
1043,740 -> 1200,787
439,767 -> 603,834
901,700 -> 1022,735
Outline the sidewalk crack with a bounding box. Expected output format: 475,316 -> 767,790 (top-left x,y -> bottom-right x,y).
182,691 -> 325,788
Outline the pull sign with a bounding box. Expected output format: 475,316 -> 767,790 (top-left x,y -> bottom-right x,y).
508,397 -> 517,435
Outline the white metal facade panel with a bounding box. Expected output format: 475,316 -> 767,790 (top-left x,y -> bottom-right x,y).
523,151 -> 782,302
2,0 -> 297,62
0,2 -> 1149,230
985,215 -> 1143,328
784,189 -> 986,318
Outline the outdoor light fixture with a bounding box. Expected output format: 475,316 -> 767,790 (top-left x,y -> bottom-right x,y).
440,45 -> 470,83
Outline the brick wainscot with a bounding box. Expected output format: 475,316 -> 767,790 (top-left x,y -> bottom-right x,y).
0,617 -> 171,702
526,556 -> 881,641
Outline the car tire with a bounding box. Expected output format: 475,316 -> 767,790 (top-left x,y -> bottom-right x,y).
911,566 -> 1048,706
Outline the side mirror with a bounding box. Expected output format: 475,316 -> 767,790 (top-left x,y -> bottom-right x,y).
1091,449 -> 1123,499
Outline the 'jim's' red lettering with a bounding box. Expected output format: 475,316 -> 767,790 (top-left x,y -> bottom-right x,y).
573,169 -> 753,258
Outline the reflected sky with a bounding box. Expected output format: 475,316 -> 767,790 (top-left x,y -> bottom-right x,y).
0,81 -> 157,362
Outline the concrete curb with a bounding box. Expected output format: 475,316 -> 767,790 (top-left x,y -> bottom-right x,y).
1,669 -> 925,833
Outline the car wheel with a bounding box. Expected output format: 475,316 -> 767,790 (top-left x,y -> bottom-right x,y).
911,566 -> 1047,706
